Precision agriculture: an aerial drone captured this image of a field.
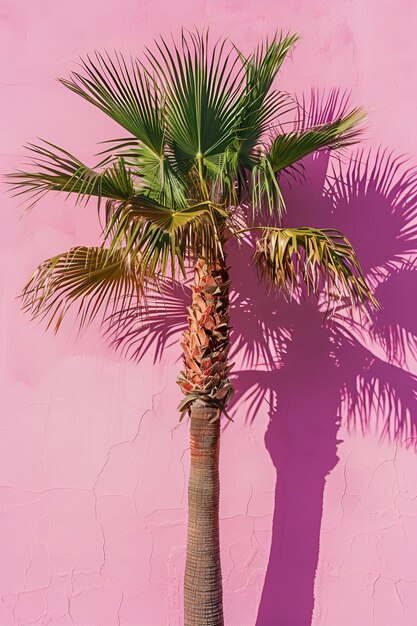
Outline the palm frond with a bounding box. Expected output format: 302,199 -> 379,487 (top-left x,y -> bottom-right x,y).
103,195 -> 225,282
235,32 -> 298,161
58,51 -> 190,207
8,140 -> 135,208
145,30 -> 244,178
251,153 -> 286,218
60,51 -> 165,156
12,29 -> 375,338
199,33 -> 298,206
21,246 -> 145,332
107,197 -> 223,236
251,107 -> 366,216
253,226 -> 378,308
268,107 -> 367,174
96,137 -> 190,210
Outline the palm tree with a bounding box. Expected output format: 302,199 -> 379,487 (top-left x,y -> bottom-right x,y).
9,30 -> 377,626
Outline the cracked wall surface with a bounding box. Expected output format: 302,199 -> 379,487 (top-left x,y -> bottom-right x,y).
1,1 -> 417,625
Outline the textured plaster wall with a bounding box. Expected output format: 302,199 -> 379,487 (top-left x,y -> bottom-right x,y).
1,1 -> 417,625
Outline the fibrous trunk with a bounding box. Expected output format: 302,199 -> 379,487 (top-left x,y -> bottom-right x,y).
178,258 -> 233,626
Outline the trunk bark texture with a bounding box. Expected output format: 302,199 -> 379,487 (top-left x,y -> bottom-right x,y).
178,259 -> 232,626
185,401 -> 222,625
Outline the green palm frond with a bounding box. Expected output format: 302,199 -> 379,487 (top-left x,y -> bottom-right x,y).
8,141 -> 135,207
234,32 -> 298,161
253,226 -> 378,307
97,137 -> 191,210
206,33 -> 298,207
251,107 -> 366,216
268,107 -> 367,174
59,51 -> 187,206
145,30 -> 244,178
21,246 -> 145,332
60,51 -> 165,156
133,146 -> 189,208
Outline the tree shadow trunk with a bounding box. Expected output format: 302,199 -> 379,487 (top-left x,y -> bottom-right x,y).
256,306 -> 342,626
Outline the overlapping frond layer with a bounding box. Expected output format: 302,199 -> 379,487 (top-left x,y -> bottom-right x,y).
104,199 -> 224,278
251,108 -> 366,216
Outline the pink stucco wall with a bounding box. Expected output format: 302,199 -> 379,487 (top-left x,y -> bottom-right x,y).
1,1 -> 417,624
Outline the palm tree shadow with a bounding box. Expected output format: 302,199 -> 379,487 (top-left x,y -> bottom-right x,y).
104,92 -> 417,626
239,143 -> 417,623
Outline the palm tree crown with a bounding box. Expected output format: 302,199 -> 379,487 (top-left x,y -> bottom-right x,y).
10,30 -> 375,334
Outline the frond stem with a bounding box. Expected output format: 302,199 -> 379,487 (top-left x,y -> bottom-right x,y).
197,152 -> 210,201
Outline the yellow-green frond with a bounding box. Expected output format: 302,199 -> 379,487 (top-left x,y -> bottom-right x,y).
254,226 -> 378,308
21,246 -> 145,332
104,198 -> 225,279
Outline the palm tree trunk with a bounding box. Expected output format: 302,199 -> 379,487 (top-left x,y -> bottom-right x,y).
178,258 -> 232,626
185,400 -> 222,625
